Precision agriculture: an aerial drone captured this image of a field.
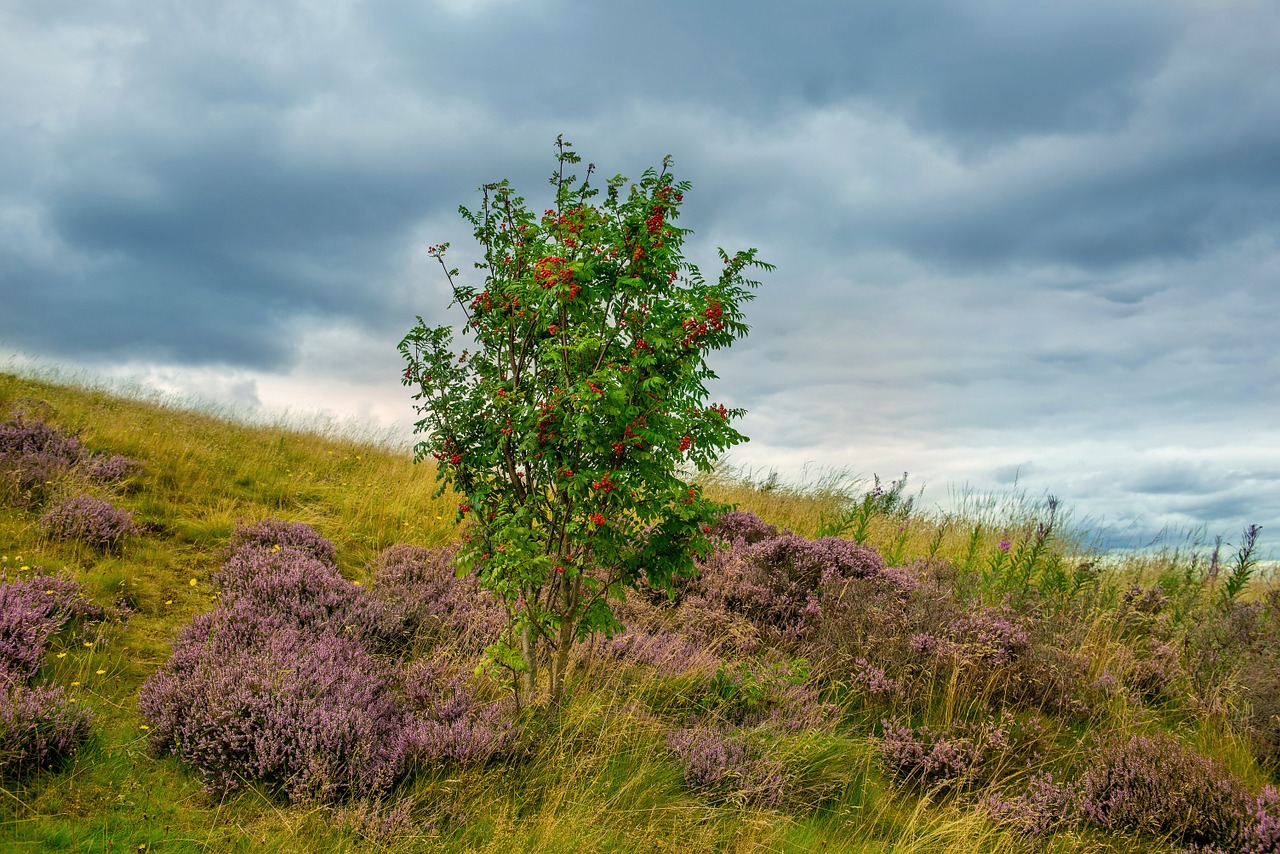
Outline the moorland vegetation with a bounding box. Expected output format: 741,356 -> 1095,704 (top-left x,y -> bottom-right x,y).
1,370 -> 1278,853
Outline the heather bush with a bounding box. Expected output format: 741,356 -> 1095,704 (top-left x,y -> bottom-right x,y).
1075,732 -> 1251,848
228,517 -> 338,566
876,712 -> 1043,793
909,604 -> 1031,668
139,602 -> 409,802
877,719 -> 987,791
365,544 -> 506,655
0,413 -> 141,506
602,626 -> 720,677
141,531 -> 519,803
848,658 -> 906,702
980,772 -> 1075,837
792,527 -> 1109,722
665,724 -> 788,807
707,509 -> 779,547
0,574 -> 100,778
1242,785 -> 1280,854
39,493 -> 138,549
0,413 -> 84,505
215,545 -> 359,631
0,573 -> 104,684
218,524 -> 437,653
80,452 -> 141,484
690,531 -> 886,642
400,658 -> 515,765
0,684 -> 93,777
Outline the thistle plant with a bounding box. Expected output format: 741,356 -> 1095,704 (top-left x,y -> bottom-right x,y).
816,472 -> 913,544
400,137 -> 770,707
1220,524 -> 1262,606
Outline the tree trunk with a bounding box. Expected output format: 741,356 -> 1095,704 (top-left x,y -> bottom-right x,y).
519,602 -> 538,707
548,577 -> 581,708
549,617 -> 574,707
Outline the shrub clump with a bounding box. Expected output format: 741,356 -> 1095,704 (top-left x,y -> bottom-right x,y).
0,685 -> 93,777
0,414 -> 85,505
364,544 -> 506,655
1074,732 -> 1251,849
876,712 -> 1041,793
0,573 -> 104,685
227,516 -> 337,566
984,733 -> 1280,850
0,573 -> 100,777
138,602 -> 409,802
400,658 -> 514,765
688,510 -> 887,644
140,520 -> 515,803
666,724 -> 787,807
40,494 -> 138,549
0,413 -> 140,506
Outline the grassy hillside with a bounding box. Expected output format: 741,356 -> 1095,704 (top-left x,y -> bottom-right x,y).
1,371 -> 1276,853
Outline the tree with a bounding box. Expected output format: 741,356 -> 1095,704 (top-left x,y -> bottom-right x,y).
399,137 -> 771,707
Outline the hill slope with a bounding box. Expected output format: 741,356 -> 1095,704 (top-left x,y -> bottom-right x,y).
1,372 -> 1277,853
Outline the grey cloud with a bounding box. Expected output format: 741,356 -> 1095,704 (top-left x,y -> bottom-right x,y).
2,0 -> 1278,551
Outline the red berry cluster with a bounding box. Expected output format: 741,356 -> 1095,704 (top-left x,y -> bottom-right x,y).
680,300 -> 726,348
534,256 -> 574,289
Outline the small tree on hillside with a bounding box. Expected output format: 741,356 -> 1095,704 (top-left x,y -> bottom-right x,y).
400,137 -> 771,707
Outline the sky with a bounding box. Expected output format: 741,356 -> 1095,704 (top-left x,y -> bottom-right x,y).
2,0 -> 1278,552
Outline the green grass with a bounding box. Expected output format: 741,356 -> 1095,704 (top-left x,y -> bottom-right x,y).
1,371 -> 1274,852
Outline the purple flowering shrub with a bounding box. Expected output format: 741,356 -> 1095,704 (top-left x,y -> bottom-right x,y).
216,545 -> 361,631
665,724 -> 788,807
0,574 -> 101,778
980,773 -> 1076,837
601,590 -> 723,678
217,524 -> 430,653
686,511 -> 887,644
1243,785 -> 1280,854
981,742 -> 1280,849
0,414 -> 85,505
810,562 -> 1098,719
0,413 -> 141,506
40,494 -> 139,549
907,604 -> 1030,668
876,712 -> 1046,793
848,658 -> 906,701
80,453 -> 141,484
138,602 -> 408,801
707,510 -> 779,546
657,655 -> 839,806
140,523 -> 516,803
400,658 -> 514,765
0,684 -> 93,776
365,544 -> 506,655
602,627 -> 720,678
1074,732 -> 1252,848
227,517 -> 338,566
0,573 -> 104,685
